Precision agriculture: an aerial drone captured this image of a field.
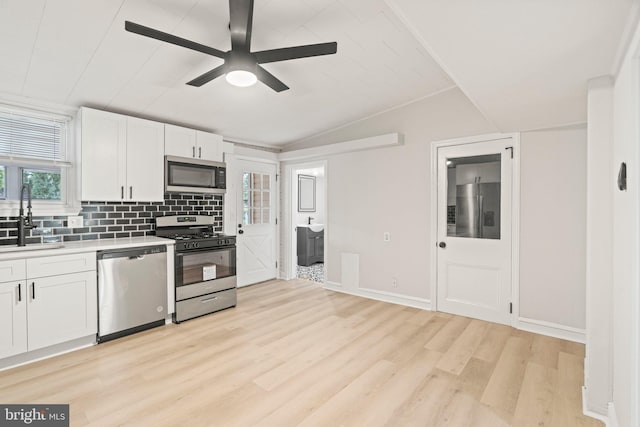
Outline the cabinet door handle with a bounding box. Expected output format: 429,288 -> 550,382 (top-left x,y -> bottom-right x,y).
121,186 -> 124,199
31,282 -> 35,300
193,146 -> 196,158
129,186 -> 133,199
17,283 -> 21,302
199,147 -> 202,158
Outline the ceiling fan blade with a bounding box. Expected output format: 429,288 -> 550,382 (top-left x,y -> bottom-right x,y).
186,65 -> 227,87
229,0 -> 254,51
125,21 -> 226,59
255,66 -> 289,92
254,42 -> 337,64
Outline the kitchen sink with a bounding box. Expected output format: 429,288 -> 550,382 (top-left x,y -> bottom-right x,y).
0,242 -> 65,253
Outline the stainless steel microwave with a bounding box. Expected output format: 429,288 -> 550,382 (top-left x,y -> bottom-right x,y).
165,155 -> 226,195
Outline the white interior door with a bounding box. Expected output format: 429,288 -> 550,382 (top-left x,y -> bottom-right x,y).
436,139 -> 513,325
236,159 -> 277,287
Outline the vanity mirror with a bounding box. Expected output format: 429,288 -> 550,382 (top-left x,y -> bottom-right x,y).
298,174 -> 316,212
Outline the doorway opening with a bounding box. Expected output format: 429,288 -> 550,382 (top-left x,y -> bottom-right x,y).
290,162 -> 326,283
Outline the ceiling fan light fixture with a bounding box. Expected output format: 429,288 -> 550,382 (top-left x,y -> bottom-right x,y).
225,69 -> 257,87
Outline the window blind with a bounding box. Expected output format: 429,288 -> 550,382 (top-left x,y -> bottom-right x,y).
0,109 -> 67,161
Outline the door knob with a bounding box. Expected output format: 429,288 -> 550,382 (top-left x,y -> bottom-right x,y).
238,229 -> 244,234
439,242 -> 446,248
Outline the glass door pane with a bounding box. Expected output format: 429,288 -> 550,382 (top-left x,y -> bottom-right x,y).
242,172 -> 271,225
446,154 -> 501,239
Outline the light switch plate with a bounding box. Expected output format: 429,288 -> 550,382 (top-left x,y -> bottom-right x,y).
67,216 -> 83,228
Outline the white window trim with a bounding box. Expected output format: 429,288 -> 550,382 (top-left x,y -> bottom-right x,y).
0,102 -> 81,217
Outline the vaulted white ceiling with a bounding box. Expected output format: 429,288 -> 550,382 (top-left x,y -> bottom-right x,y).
386,0 -> 637,133
0,0 -> 635,146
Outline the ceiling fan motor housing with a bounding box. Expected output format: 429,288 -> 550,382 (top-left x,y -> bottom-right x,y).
226,52 -> 258,75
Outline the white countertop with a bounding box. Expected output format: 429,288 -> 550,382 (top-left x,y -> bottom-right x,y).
0,236 -> 175,261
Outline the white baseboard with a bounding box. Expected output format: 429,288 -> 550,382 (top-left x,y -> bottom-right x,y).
0,335 -> 96,372
322,282 -> 431,310
517,317 -> 586,343
607,402 -> 619,427
582,386 -> 610,424
324,284 -> 584,342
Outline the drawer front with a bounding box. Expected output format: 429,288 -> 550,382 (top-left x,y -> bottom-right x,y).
176,275 -> 236,301
175,288 -> 236,322
0,259 -> 26,283
27,252 -> 96,278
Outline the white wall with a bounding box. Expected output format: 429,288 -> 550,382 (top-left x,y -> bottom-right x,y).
584,77 -> 614,417
519,127 -> 587,329
302,88 -> 496,301
286,87 -> 588,333
609,25 -> 640,426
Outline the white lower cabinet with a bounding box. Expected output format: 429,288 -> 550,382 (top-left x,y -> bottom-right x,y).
0,252 -> 97,360
27,271 -> 97,351
0,281 -> 27,359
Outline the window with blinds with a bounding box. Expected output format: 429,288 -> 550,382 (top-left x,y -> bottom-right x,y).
0,111 -> 66,161
0,106 -> 70,201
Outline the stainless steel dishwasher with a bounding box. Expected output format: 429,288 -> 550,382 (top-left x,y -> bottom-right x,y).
97,245 -> 167,343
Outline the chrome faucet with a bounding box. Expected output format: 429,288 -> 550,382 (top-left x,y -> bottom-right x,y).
17,184 -> 36,246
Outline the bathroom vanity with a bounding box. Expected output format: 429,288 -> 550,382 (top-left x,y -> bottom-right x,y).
297,225 -> 324,266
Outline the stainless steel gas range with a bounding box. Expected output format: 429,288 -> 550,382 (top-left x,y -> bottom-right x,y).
155,215 -> 236,323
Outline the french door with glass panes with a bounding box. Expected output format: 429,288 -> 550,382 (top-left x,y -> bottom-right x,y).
235,159 -> 277,287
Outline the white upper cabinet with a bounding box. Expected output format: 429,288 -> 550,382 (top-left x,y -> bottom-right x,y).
80,108 -> 126,201
165,124 -> 224,162
81,108 -> 164,202
196,131 -> 223,162
164,124 -> 196,159
126,117 -> 165,201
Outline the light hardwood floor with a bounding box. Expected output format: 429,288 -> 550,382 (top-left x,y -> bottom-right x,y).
0,279 -> 602,426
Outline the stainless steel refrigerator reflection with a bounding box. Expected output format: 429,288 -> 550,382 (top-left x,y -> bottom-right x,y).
455,183 -> 500,239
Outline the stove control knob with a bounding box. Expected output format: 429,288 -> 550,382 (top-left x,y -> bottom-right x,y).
195,242 -> 200,248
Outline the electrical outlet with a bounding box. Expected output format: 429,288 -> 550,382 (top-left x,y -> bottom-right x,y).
67,216 -> 83,228
383,232 -> 391,242
392,277 -> 398,288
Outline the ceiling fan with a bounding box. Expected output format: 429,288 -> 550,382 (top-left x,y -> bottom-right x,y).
125,0 -> 337,92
